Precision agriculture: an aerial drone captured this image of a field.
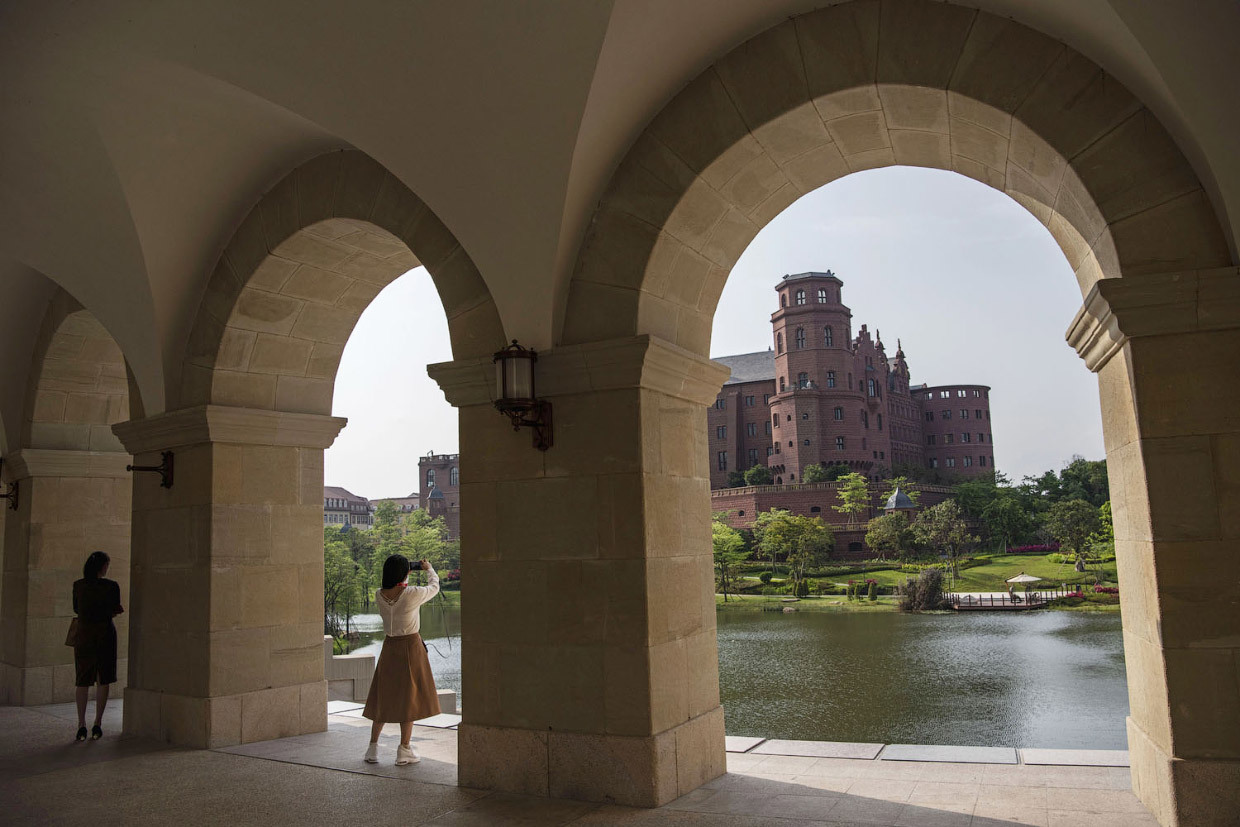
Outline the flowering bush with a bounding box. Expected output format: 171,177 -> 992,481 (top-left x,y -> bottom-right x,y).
1093,585 -> 1118,594
1011,543 -> 1060,554
1063,591 -> 1086,599
446,568 -> 461,582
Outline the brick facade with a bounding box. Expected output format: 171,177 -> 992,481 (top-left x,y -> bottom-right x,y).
708,272 -> 994,490
417,452 -> 460,540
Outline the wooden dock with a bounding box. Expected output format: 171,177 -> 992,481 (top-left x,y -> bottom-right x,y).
949,593 -> 1049,611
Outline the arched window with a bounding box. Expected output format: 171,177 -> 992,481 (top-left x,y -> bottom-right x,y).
776,477 -> 783,484
867,378 -> 877,397
426,469 -> 436,487
776,332 -> 783,354
779,376 -> 786,391
810,506 -> 821,513
450,466 -> 459,486
795,289 -> 806,305
781,293 -> 787,307
817,288 -> 827,303
824,326 -> 833,347
797,372 -> 808,388
795,327 -> 805,348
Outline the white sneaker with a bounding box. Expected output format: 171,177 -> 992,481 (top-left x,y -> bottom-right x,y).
395,744 -> 420,765
364,743 -> 379,764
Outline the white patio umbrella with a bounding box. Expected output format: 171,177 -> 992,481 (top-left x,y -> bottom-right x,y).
1006,573 -> 1042,584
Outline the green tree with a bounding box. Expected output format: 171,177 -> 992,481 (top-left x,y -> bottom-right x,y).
752,509 -> 833,596
802,463 -> 830,483
711,516 -> 750,602
1087,501 -> 1115,558
1043,498 -> 1102,555
743,464 -> 773,486
821,463 -> 851,481
726,470 -> 747,488
323,529 -> 363,637
865,512 -> 914,561
981,494 -> 1031,551
911,499 -> 976,578
831,472 -> 871,528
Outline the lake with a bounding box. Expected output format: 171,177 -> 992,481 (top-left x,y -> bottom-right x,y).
348,605 -> 1128,749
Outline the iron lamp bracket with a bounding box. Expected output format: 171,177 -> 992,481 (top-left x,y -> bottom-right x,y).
127,451 -> 175,489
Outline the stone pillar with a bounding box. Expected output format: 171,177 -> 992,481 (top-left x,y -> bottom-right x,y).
111,405 -> 345,747
1068,268 -> 1240,826
429,335 -> 729,808
0,449 -> 131,704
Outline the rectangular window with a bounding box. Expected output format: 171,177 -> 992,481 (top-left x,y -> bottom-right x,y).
861,411 -> 868,428
714,398 -> 725,409
940,391 -> 950,399
941,410 -> 951,420
880,451 -> 885,459
975,409 -> 983,419
925,411 -> 934,422
747,422 -> 757,437
929,458 -> 938,468
946,433 -> 954,444
774,443 -> 780,454
765,421 -> 771,435
745,395 -> 755,407
961,409 -> 969,419
834,407 -> 844,421
748,448 -> 759,465
767,446 -> 773,456
826,371 -> 835,388
773,413 -> 779,428
716,426 -> 727,439
877,413 -> 883,431
717,451 -> 727,471
963,456 -> 972,467
961,432 -> 971,443
927,435 -> 936,445
946,457 -> 956,468
867,378 -> 877,397
836,436 -> 845,451
958,389 -> 967,397
763,394 -> 771,404
978,433 -> 985,443
979,455 -> 987,466
973,389 -> 981,397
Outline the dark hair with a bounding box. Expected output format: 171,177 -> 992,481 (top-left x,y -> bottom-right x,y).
83,551 -> 110,580
381,554 -> 410,589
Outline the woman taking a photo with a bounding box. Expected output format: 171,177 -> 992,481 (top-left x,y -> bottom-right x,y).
72,551 -> 123,741
362,554 -> 441,765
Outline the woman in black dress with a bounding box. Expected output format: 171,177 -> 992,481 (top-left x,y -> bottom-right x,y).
73,551 -> 123,741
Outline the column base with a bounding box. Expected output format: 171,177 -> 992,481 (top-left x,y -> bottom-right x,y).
0,659 -> 128,705
459,706 -> 725,808
1129,717 -> 1240,826
123,681 -> 326,748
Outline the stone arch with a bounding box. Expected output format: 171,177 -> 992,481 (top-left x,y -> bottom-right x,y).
1,288 -> 132,704
181,149 -> 506,414
563,0 -> 1232,353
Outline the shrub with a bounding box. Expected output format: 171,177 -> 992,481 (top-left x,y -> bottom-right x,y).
759,571 -> 773,584
1064,591 -> 1086,599
1093,585 -> 1119,594
760,586 -> 779,596
898,569 -> 947,612
1011,543 -> 1060,554
867,581 -> 877,601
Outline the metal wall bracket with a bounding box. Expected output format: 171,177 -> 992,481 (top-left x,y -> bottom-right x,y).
127,451 -> 175,489
0,459 -> 17,511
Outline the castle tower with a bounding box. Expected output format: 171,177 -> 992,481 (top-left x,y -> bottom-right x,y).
769,272 -> 867,482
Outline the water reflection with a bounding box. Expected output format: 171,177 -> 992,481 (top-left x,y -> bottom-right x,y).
717,611 -> 1128,749
343,606 -> 1128,749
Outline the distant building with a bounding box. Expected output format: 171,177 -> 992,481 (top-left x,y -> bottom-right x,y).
371,493 -> 420,516
707,271 -> 995,489
418,452 -> 460,539
323,486 -> 374,529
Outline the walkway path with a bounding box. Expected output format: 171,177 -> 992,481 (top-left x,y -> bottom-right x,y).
1,702 -> 1156,826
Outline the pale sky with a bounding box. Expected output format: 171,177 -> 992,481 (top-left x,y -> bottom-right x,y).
326,166 -> 1105,498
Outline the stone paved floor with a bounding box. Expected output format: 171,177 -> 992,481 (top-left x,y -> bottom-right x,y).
0,703 -> 1158,826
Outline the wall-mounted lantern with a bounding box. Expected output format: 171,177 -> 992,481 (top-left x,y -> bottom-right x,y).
493,340 -> 552,451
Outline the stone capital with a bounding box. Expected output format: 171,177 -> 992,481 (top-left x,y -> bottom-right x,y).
112,405 -> 348,454
3,448 -> 131,480
428,334 -> 731,408
1066,267 -> 1240,372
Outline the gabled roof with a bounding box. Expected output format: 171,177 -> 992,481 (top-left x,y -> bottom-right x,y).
714,350 -> 776,385
324,485 -> 366,501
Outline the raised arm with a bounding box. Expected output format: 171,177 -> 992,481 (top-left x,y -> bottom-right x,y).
406,564 -> 440,607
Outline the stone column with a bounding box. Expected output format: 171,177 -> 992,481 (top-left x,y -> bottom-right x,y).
429,335 -> 729,808
0,449 -> 132,704
1067,268 -> 1240,826
112,405 -> 345,747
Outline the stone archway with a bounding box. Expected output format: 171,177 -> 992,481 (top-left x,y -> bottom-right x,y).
112,149 -> 505,748
0,289 -> 132,704
558,1 -> 1238,823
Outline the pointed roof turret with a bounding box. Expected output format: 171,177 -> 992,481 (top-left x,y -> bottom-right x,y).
884,486 -> 916,512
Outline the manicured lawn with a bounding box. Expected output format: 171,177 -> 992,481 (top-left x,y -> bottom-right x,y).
949,554 -> 1117,592
716,593 -> 899,612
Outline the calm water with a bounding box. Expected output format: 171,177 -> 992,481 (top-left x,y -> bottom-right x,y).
349,606 -> 1128,749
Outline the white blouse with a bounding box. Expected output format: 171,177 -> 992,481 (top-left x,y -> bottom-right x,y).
375,569 -> 440,637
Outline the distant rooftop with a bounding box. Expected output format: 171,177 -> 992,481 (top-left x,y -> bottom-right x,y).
323,485 -> 366,501
779,270 -> 841,284
714,350 -> 776,385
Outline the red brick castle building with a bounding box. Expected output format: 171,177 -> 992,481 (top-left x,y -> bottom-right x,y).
708,271 -> 995,490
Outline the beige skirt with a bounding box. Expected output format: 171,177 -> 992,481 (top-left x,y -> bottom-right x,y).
363,633 -> 441,723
